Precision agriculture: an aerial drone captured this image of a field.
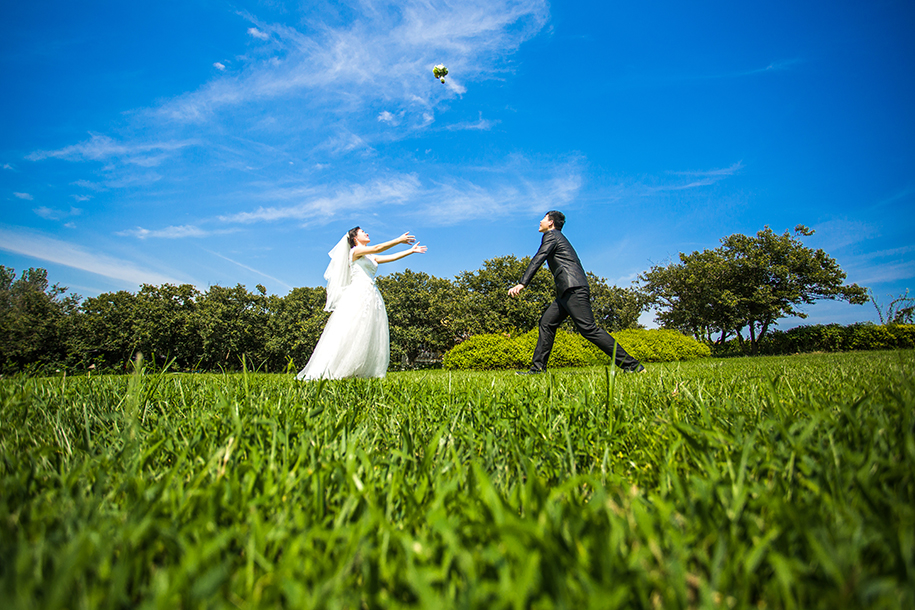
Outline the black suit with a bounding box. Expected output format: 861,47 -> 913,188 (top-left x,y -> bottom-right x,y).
519,229 -> 643,372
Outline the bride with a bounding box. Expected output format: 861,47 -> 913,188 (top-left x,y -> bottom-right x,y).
296,227 -> 427,381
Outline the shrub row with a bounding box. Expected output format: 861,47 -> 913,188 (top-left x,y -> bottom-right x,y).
712,323 -> 915,357
442,328 -> 710,370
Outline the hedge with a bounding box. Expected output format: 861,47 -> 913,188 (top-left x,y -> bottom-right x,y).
717,323 -> 915,356
442,328 -> 710,370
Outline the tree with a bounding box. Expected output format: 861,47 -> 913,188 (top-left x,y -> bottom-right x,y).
640,226 -> 868,354
73,290 -> 140,369
377,270 -> 453,367
587,272 -> 648,332
0,266 -> 80,373
871,289 -> 915,325
263,286 -> 329,372
194,284 -> 269,370
448,255 -> 554,338
132,284 -> 202,368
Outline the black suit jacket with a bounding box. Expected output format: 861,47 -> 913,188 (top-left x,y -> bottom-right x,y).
519,229 -> 589,295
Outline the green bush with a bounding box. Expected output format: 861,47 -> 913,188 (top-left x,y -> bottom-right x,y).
443,328 -> 709,370
720,323 -> 915,356
600,328 -> 712,363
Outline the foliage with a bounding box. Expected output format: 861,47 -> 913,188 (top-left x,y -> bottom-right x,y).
442,328 -> 707,370
449,255 -> 556,337
641,225 -> 869,354
721,323 -> 915,356
602,328 -> 711,363
377,270 -> 453,368
1,352 -> 913,608
871,289 -> 915,325
262,287 -> 329,373
0,259 -> 645,375
586,272 -> 647,332
0,266 -> 80,374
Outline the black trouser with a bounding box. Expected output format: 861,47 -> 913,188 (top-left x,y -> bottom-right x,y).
531,286 -> 642,372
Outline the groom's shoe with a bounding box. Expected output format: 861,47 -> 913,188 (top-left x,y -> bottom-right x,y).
516,367 -> 545,375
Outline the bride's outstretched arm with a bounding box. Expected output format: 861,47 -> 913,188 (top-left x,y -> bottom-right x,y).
374,243 -> 427,264
352,232 -> 416,259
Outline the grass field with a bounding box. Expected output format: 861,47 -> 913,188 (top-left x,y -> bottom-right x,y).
2,351 -> 914,609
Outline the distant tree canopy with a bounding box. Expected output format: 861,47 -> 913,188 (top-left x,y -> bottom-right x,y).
640,226 -> 869,354
0,267 -> 80,373
0,257 -> 647,375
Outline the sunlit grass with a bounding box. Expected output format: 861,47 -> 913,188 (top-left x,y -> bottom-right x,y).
1,351 -> 913,608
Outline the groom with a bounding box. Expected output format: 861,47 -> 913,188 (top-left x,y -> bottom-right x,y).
508,210 -> 645,374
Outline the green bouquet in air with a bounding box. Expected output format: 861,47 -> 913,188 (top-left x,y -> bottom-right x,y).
433,64 -> 448,84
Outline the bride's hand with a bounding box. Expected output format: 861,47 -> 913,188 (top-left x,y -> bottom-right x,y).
398,232 -> 417,245
410,243 -> 427,254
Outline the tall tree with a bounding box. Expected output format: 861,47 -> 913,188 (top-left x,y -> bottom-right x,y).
449,255 -> 554,337
641,226 -> 868,353
0,267 -> 80,373
586,272 -> 648,332
377,270 -> 453,366
263,286 -> 329,372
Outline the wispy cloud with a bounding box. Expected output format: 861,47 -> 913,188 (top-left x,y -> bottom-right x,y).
213,62 -> 226,71
247,27 -> 269,41
34,206 -> 82,221
621,59 -> 802,89
153,0 -> 549,129
220,175 -> 422,224
27,133 -> 196,166
445,112 -> 499,131
117,225 -> 219,239
0,227 -> 189,287
13,192 -> 33,200
3,164 -> 16,171
647,162 -> 743,192
212,154 -> 582,227
810,218 -> 879,251
206,249 -> 292,290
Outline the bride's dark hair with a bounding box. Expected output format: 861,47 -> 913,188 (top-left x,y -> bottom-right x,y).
346,226 -> 361,248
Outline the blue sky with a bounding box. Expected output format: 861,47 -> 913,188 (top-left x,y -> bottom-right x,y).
2,0 -> 913,329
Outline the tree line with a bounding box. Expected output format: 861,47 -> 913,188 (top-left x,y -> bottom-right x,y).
0,257 -> 644,375
1,225 -> 876,374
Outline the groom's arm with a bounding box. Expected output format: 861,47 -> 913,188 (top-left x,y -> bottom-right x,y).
509,232 -> 556,296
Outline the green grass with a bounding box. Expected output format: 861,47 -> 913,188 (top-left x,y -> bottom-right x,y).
2,351 -> 914,609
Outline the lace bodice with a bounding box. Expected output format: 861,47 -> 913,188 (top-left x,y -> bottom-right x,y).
352,254 -> 378,282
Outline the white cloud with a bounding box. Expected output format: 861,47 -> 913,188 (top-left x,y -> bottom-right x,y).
14,192 -> 34,200
378,110 -> 396,123
644,162 -> 744,192
0,227 -> 188,287
215,154 -> 582,227
248,27 -> 269,40
154,1 -> 549,127
214,62 -> 226,70
220,174 -> 422,223
32,205 -> 81,221
446,112 -> 498,131
27,133 -> 196,166
3,164 -> 15,171
72,194 -> 92,202
206,249 -> 292,290
669,162 -> 744,178
117,225 -> 211,239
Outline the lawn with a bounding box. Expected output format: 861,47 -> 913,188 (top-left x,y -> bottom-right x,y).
1,351 -> 913,608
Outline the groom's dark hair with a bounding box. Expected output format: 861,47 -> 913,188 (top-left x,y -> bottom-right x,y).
546,210 -> 565,230
346,226 -> 361,248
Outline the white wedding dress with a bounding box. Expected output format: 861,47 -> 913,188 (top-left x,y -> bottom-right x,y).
296,253 -> 390,380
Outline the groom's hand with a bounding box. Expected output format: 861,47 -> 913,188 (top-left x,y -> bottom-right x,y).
508,283 -> 525,297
